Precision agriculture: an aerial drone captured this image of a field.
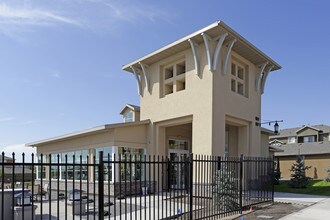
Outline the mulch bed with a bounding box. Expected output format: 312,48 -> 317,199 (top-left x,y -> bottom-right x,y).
233,202 -> 308,220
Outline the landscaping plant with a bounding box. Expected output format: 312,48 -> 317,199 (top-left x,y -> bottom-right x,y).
274,160 -> 281,185
289,155 -> 311,188
212,162 -> 239,212
325,167 -> 330,182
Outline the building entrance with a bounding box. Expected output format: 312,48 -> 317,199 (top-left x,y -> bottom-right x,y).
168,149 -> 189,189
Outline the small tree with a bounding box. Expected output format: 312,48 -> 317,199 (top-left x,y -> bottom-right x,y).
274,160 -> 281,185
289,155 -> 311,188
212,161 -> 239,212
325,167 -> 330,182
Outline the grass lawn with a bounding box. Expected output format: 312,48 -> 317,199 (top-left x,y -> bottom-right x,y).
275,180 -> 330,196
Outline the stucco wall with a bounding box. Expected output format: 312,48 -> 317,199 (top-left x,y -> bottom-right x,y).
139,41 -> 262,157
139,47 -> 214,156
260,132 -> 270,157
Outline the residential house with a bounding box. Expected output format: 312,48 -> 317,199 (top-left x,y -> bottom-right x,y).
271,125 -> 330,179
27,21 -> 281,187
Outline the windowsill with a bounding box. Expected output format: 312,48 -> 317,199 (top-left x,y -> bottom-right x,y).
231,91 -> 249,99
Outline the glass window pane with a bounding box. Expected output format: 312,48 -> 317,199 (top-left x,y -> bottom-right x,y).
124,111 -> 133,122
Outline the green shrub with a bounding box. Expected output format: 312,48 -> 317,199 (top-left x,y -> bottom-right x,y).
325,167 -> 330,182
274,160 -> 281,185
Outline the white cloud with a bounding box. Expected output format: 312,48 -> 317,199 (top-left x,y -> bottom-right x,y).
104,1 -> 170,24
0,117 -> 15,122
1,144 -> 36,162
0,2 -> 81,27
0,1 -> 170,38
0,2 -> 84,38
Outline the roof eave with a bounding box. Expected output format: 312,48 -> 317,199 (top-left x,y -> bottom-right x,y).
27,120 -> 150,147
122,21 -> 220,71
261,127 -> 275,135
122,20 -> 281,72
119,104 -> 140,115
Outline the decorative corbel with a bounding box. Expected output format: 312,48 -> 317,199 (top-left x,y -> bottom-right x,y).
261,65 -> 274,94
188,39 -> 200,77
221,39 -> 237,75
139,62 -> 151,94
255,62 -> 268,92
131,66 -> 142,96
212,33 -> 228,71
201,33 -> 212,70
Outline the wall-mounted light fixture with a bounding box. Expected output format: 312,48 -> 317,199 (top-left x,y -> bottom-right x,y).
256,120 -> 283,135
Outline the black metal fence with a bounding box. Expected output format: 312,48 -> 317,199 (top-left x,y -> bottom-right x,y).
0,152 -> 274,219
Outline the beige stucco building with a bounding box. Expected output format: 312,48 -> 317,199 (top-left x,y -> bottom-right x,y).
27,21 -> 280,184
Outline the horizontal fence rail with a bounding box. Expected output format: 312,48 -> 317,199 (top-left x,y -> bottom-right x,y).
0,152 -> 274,219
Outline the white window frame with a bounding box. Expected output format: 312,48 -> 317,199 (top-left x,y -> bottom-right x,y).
36,155 -> 47,180
303,136 -> 315,143
231,60 -> 248,97
123,111 -> 133,122
95,147 -> 117,183
162,59 -> 186,97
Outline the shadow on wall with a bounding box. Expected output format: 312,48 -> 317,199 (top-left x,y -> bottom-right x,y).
314,167 -> 318,179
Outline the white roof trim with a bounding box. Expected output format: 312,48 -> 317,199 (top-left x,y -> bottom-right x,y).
296,125 -> 321,134
27,120 -> 149,146
269,139 -> 284,144
119,104 -> 140,115
261,127 -> 275,135
122,20 -> 281,72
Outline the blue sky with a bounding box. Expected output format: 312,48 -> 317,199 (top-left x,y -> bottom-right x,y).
0,0 -> 329,157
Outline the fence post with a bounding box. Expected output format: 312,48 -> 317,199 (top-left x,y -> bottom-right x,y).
239,154 -> 243,213
189,153 -> 193,220
217,156 -> 221,170
98,151 -> 104,220
272,156 -> 275,203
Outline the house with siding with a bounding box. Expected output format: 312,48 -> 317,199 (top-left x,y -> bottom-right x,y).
270,125 -> 330,179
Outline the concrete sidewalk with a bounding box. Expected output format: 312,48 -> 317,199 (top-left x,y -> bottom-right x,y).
274,192 -> 329,205
274,192 -> 330,219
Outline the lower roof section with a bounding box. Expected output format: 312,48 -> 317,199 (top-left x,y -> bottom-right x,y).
27,120 -> 150,154
275,141 -> 330,157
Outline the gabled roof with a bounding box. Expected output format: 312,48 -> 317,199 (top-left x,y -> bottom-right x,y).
122,21 -> 281,72
275,142 -> 330,156
270,125 -> 330,139
269,139 -> 284,144
119,104 -> 140,115
296,125 -> 321,134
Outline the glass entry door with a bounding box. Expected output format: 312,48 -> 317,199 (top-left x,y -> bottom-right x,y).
168,149 -> 189,189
